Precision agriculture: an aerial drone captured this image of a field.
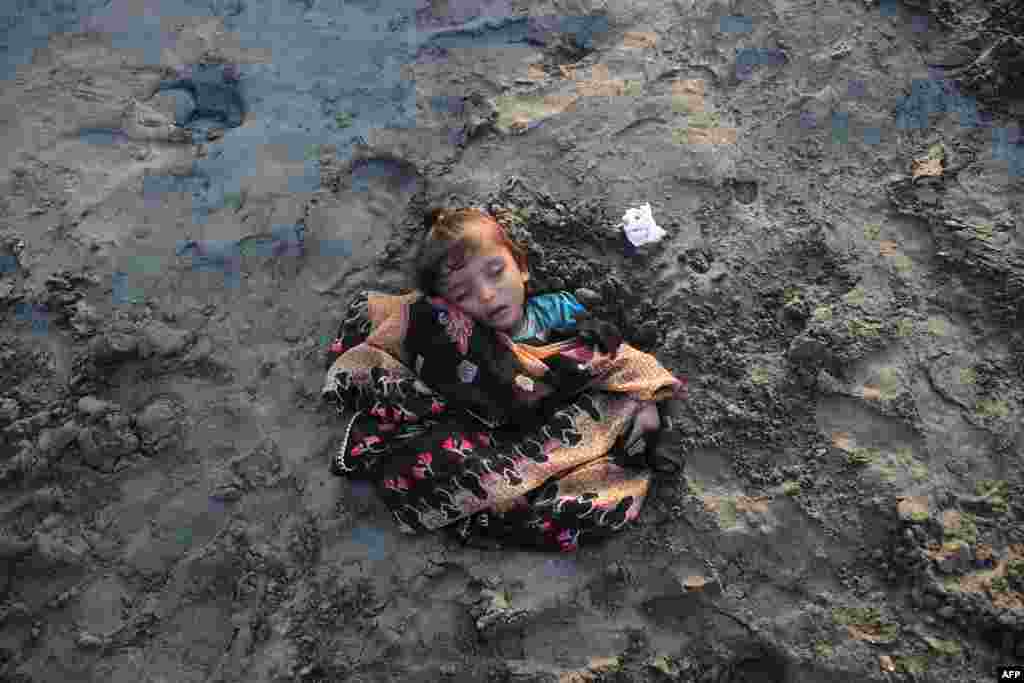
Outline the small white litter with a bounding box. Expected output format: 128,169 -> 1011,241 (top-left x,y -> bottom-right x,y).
619,203 -> 666,247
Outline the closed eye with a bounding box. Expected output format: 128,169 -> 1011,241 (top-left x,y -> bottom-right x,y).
449,261 -> 504,301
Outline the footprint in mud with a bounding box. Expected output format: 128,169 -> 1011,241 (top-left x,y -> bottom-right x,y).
729,179 -> 758,205
66,64 -> 245,150
351,158 -> 420,195
304,155 -> 420,294
154,63 -> 246,138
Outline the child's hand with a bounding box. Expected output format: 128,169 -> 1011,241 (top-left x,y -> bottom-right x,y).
574,311 -> 623,357
534,353 -> 595,420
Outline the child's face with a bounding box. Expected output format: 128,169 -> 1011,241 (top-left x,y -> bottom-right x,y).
438,222 -> 530,334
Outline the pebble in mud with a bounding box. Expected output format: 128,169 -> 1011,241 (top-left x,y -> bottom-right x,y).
134,398 -> 185,454
0,398 -> 20,424
139,320 -> 194,358
89,330 -> 140,363
574,287 -> 602,305
75,632 -> 105,649
76,396 -> 110,417
77,424 -> 139,472
36,422 -> 79,454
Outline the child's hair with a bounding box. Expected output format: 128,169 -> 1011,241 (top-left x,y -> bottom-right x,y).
411,207 -> 531,296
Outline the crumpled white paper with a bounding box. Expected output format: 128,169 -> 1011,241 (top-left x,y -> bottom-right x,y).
619,203 -> 667,247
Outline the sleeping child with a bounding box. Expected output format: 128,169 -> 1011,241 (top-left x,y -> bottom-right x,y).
322,206 -> 687,552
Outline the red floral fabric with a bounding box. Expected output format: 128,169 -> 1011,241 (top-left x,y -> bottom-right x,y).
322,290 -> 686,552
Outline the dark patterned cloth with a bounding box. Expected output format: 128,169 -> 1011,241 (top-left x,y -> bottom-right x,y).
322,290 -> 687,552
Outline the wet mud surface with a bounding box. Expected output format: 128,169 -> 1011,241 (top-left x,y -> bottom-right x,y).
0,0 -> 1022,681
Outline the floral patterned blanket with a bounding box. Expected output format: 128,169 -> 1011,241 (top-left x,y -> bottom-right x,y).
322,290 -> 687,552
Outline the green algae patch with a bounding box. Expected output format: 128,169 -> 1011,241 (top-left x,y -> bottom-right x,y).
672,95 -> 699,114
1007,559 -> 1024,580
895,318 -> 916,338
671,127 -> 689,144
892,254 -> 912,274
976,480 -> 1009,514
942,510 -> 977,545
909,509 -> 928,522
894,447 -> 914,465
975,398 -> 1009,419
647,655 -> 676,676
877,463 -> 899,483
877,367 -> 901,401
847,318 -> 882,338
783,285 -> 802,306
334,112 -> 354,128
924,637 -> 961,658
701,495 -> 768,531
863,222 -> 882,240
926,143 -> 945,161
687,111 -> 721,128
832,607 -> 899,643
813,641 -> 834,658
812,305 -> 833,322
495,96 -> 544,124
898,496 -> 929,522
847,447 -> 881,467
926,317 -> 949,337
842,286 -> 866,307
499,207 -> 531,228
717,498 -> 738,529
495,205 -> 532,229
782,481 -> 801,496
959,367 -> 977,385
749,365 -> 772,386
910,462 -> 929,481
897,655 -> 928,674
481,587 -> 512,610
494,95 -> 574,133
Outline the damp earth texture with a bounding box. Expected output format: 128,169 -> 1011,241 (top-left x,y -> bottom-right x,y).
0,0 -> 1023,681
